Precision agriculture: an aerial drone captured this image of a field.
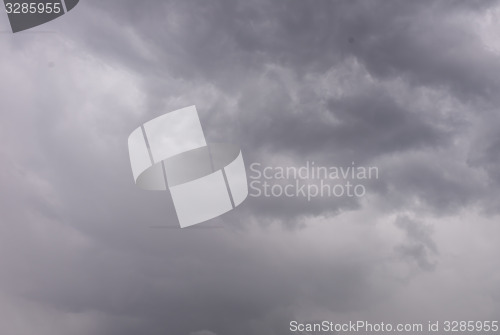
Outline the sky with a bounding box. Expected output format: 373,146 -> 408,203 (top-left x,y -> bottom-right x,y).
1,0 -> 500,334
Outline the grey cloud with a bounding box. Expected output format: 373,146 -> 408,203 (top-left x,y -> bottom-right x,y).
60,0 -> 500,220
190,331 -> 218,335
2,0 -> 500,334
395,216 -> 438,272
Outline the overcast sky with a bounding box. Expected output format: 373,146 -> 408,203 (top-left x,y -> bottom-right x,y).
1,1 -> 500,334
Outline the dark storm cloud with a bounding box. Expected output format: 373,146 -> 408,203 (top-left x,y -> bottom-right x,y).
239,84 -> 447,161
62,0 -> 500,219
2,0 -> 500,334
0,47 -> 400,334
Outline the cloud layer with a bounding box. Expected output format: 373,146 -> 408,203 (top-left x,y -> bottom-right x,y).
1,1 -> 500,334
